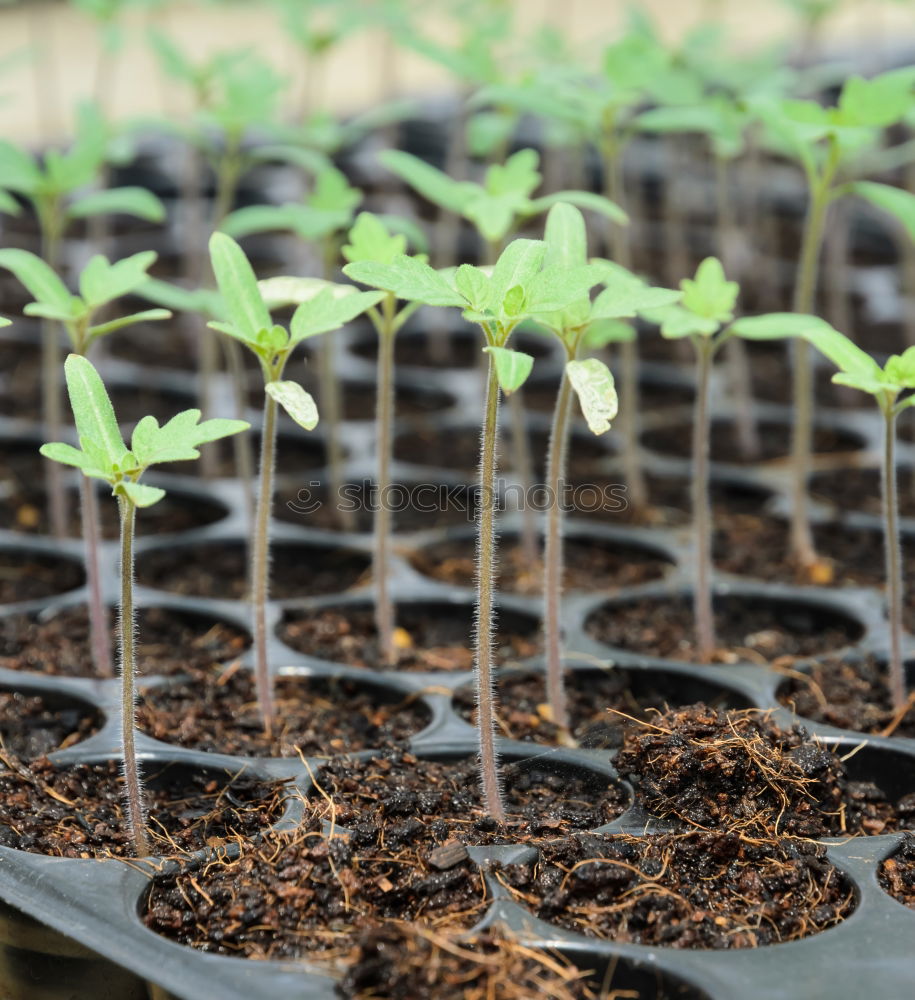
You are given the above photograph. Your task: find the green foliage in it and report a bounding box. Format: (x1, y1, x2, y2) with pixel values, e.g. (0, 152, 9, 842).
(380, 147, 625, 246)
(482, 346, 534, 393)
(342, 212, 408, 265)
(41, 355, 247, 506)
(208, 232, 383, 377)
(645, 257, 737, 340)
(0, 249, 169, 352)
(850, 181, 915, 243)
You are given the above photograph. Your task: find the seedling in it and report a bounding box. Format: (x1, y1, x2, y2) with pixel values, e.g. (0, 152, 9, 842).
(0, 119, 165, 536)
(644, 258, 741, 661)
(207, 232, 382, 734)
(754, 67, 915, 570)
(734, 312, 915, 711)
(528, 203, 679, 733)
(41, 355, 247, 856)
(0, 248, 169, 679)
(346, 233, 601, 819)
(341, 212, 423, 666)
(222, 164, 364, 531)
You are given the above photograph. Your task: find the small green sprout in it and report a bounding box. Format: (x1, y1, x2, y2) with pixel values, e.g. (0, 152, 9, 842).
(734, 312, 915, 711)
(41, 355, 248, 857)
(347, 235, 601, 821)
(342, 212, 423, 667)
(207, 232, 383, 736)
(644, 258, 741, 662)
(528, 203, 680, 734)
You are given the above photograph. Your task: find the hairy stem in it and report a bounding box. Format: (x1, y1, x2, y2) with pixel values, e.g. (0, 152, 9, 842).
(693, 338, 716, 660)
(507, 389, 538, 568)
(790, 153, 837, 567)
(544, 363, 574, 733)
(883, 405, 906, 710)
(116, 494, 149, 858)
(475, 358, 506, 822)
(80, 477, 113, 678)
(374, 297, 396, 665)
(252, 391, 278, 735)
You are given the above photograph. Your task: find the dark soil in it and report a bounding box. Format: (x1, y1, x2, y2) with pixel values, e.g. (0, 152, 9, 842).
(0, 690, 99, 758)
(138, 672, 432, 757)
(316, 748, 629, 845)
(0, 758, 286, 858)
(275, 479, 482, 534)
(641, 420, 864, 464)
(0, 551, 84, 603)
(501, 830, 854, 948)
(0, 605, 249, 678)
(279, 604, 539, 673)
(409, 536, 672, 595)
(136, 540, 371, 600)
(811, 466, 915, 519)
(778, 654, 915, 739)
(0, 484, 227, 537)
(880, 833, 915, 910)
(144, 823, 487, 960)
(394, 426, 611, 478)
(454, 670, 749, 749)
(585, 592, 862, 663)
(340, 925, 602, 1000)
(616, 705, 913, 837)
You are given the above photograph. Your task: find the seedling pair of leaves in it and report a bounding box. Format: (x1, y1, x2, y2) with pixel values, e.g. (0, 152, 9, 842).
(0, 248, 168, 355)
(380, 147, 626, 249)
(0, 121, 164, 248)
(42, 354, 248, 857)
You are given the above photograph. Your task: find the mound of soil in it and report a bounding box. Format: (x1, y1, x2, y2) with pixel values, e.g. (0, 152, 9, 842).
(615, 704, 914, 837)
(880, 833, 915, 909)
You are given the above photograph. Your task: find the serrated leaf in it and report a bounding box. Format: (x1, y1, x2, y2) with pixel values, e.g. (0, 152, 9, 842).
(67, 186, 165, 222)
(680, 257, 738, 324)
(290, 287, 383, 344)
(63, 354, 125, 468)
(485, 148, 541, 199)
(265, 380, 319, 430)
(343, 256, 464, 307)
(837, 71, 914, 128)
(590, 274, 681, 320)
(645, 304, 718, 338)
(567, 358, 618, 434)
(78, 250, 158, 308)
(342, 211, 407, 265)
(851, 181, 915, 243)
(526, 263, 602, 314)
(119, 481, 166, 508)
(454, 265, 490, 310)
(483, 346, 534, 394)
(209, 233, 271, 344)
(131, 410, 249, 468)
(488, 239, 546, 313)
(0, 249, 72, 311)
(39, 441, 94, 471)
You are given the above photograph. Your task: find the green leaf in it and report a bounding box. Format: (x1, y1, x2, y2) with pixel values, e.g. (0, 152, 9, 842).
(0, 317, 10, 328)
(39, 441, 95, 472)
(88, 309, 171, 341)
(851, 181, 915, 243)
(567, 358, 618, 434)
(526, 264, 603, 314)
(590, 270, 681, 320)
(341, 212, 407, 265)
(343, 256, 464, 307)
(289, 287, 384, 344)
(67, 187, 166, 222)
(208, 233, 271, 344)
(680, 257, 738, 324)
(454, 265, 490, 310)
(488, 239, 546, 313)
(837, 70, 914, 128)
(63, 354, 125, 468)
(265, 380, 319, 430)
(131, 410, 249, 468)
(379, 149, 472, 215)
(0, 189, 22, 216)
(257, 276, 334, 309)
(119, 481, 166, 508)
(583, 319, 636, 348)
(485, 149, 541, 199)
(78, 251, 158, 308)
(483, 346, 534, 394)
(0, 141, 42, 194)
(527, 190, 628, 226)
(0, 249, 72, 311)
(543, 202, 587, 271)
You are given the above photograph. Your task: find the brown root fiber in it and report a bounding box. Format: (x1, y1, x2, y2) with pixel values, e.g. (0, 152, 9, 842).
(615, 704, 914, 836)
